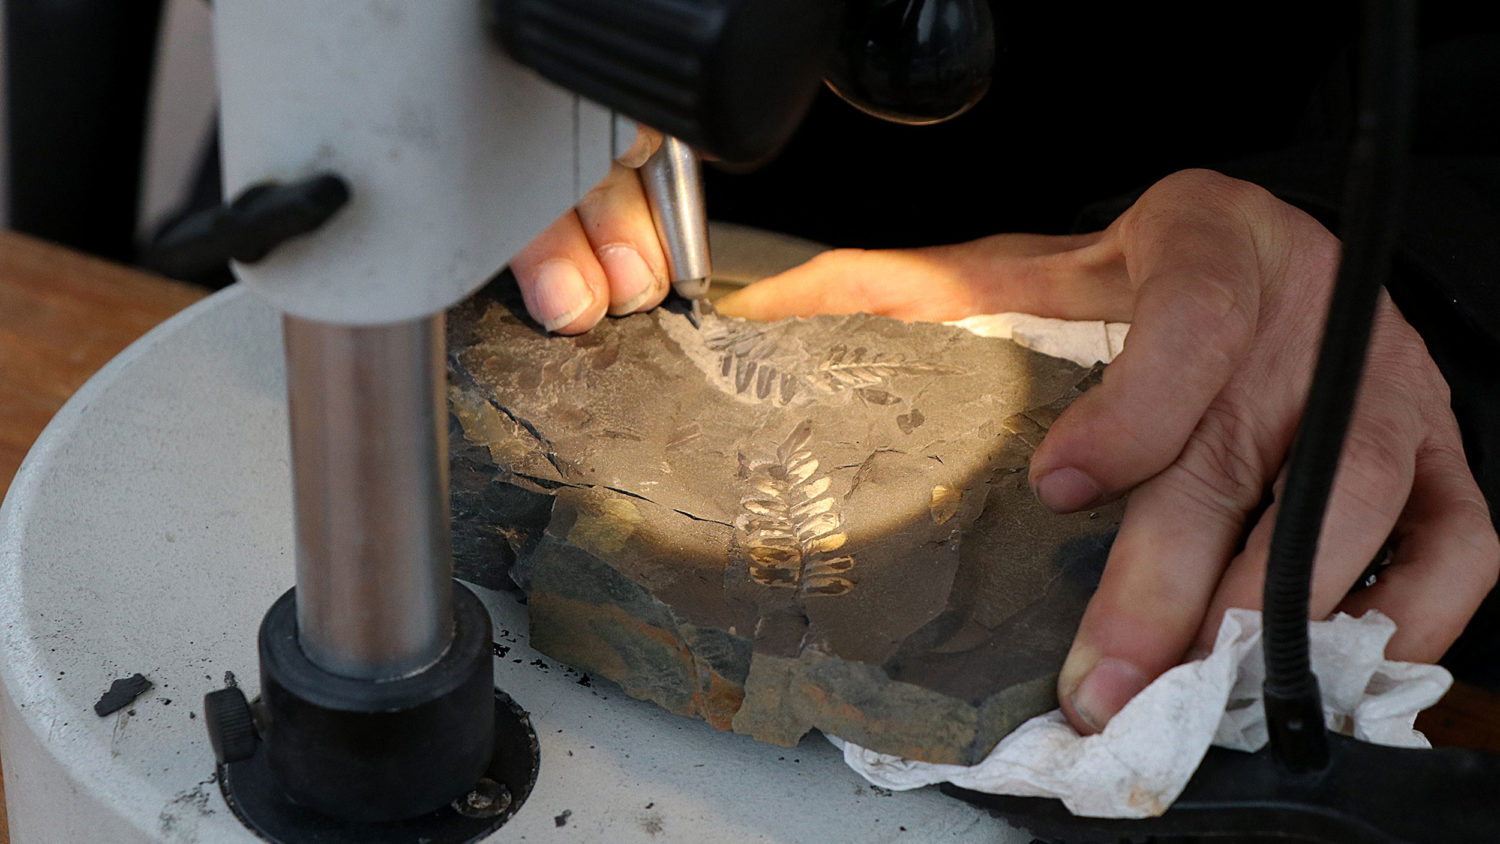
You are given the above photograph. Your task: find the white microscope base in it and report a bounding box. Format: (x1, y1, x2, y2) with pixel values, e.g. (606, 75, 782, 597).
(0, 286, 1025, 843)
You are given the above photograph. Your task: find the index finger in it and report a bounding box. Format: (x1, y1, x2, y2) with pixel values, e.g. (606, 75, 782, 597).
(715, 231, 1119, 323)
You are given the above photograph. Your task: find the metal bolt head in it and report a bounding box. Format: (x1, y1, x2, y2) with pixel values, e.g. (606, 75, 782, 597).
(454, 777, 511, 819)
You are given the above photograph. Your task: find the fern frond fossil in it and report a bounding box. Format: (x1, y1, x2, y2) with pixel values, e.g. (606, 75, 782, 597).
(735, 421, 854, 596)
(816, 344, 958, 387)
(701, 318, 961, 407)
(701, 318, 802, 405)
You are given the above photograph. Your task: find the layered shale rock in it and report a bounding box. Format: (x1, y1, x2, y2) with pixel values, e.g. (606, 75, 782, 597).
(447, 282, 1122, 765)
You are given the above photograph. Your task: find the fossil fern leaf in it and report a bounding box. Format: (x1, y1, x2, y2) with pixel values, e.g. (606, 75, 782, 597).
(701, 321, 960, 406)
(737, 422, 856, 597)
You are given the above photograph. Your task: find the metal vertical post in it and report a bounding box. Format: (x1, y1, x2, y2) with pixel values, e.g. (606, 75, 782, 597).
(282, 312, 453, 680)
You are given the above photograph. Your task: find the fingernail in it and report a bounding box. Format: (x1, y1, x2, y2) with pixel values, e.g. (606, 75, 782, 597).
(530, 261, 592, 332)
(1070, 657, 1150, 734)
(598, 245, 660, 315)
(1033, 467, 1102, 512)
(714, 290, 745, 317)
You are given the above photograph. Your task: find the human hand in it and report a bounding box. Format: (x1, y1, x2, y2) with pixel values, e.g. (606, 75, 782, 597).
(718, 168, 1500, 735)
(511, 127, 671, 334)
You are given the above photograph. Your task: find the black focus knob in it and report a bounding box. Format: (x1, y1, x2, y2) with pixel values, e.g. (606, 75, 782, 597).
(488, 0, 840, 166)
(144, 173, 350, 282)
(826, 0, 995, 125)
(204, 686, 259, 765)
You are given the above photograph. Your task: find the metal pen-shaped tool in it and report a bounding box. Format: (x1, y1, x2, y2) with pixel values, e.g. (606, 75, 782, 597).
(640, 136, 711, 326)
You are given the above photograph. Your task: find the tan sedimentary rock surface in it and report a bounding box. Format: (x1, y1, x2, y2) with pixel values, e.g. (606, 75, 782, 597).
(447, 282, 1122, 765)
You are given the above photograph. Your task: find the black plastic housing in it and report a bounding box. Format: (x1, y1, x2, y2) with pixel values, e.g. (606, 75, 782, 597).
(256, 585, 494, 822)
(488, 0, 840, 165)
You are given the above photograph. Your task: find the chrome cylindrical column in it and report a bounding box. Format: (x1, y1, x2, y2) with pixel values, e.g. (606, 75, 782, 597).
(282, 312, 452, 680)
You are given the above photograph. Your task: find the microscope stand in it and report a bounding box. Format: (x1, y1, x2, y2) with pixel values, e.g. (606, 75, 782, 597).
(0, 285, 1025, 843)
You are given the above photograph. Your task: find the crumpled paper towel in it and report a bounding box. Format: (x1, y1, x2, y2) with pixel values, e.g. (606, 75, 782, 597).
(947, 312, 1130, 367)
(832, 609, 1452, 818)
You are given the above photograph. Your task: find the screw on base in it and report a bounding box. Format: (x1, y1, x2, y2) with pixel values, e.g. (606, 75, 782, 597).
(204, 686, 258, 765)
(454, 778, 512, 819)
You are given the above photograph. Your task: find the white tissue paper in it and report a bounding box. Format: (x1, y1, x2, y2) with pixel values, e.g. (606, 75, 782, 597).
(833, 609, 1452, 819)
(946, 312, 1130, 367)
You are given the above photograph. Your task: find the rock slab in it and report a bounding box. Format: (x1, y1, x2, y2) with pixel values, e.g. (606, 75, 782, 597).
(447, 283, 1122, 765)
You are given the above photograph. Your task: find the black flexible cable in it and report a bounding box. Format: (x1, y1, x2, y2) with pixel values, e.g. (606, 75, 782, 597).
(1260, 0, 1415, 773)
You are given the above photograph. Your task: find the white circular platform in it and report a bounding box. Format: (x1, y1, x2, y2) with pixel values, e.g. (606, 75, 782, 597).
(0, 285, 1024, 842)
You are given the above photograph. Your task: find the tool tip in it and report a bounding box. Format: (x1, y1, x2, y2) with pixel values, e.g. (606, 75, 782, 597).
(672, 277, 710, 301)
(688, 298, 702, 328)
